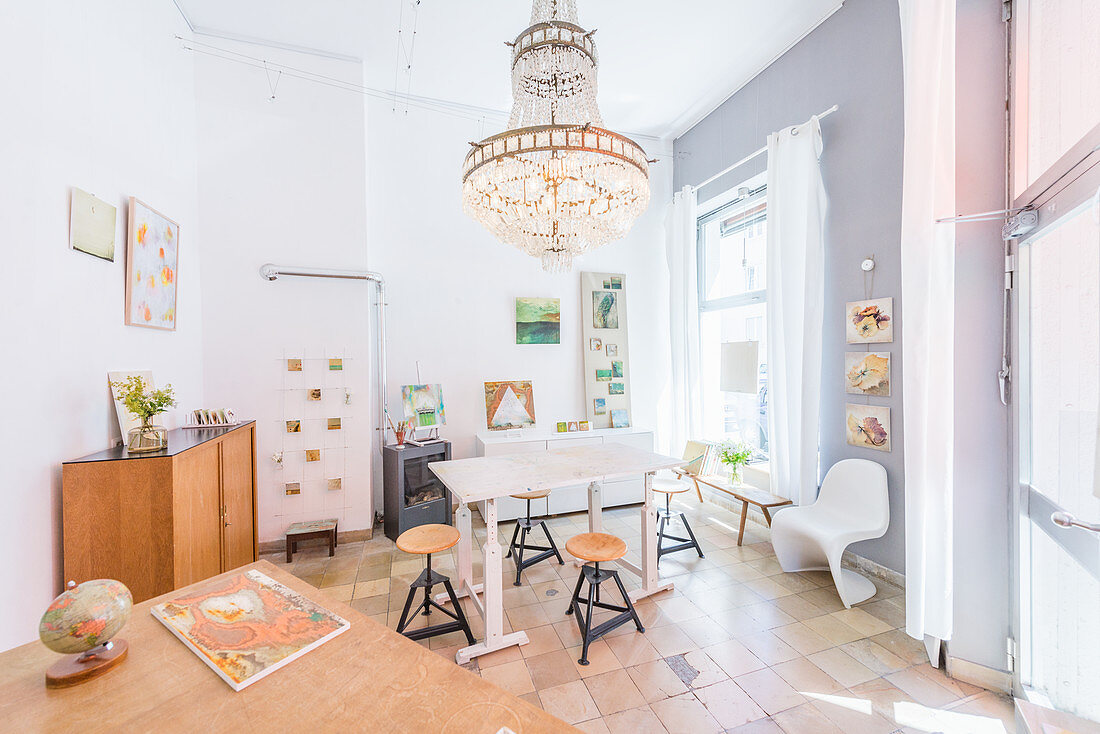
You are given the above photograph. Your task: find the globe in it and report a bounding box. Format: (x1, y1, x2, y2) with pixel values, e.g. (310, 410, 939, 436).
(39, 579, 132, 655)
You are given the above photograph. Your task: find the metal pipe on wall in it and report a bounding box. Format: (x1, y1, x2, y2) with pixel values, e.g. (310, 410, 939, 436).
(259, 263, 389, 450)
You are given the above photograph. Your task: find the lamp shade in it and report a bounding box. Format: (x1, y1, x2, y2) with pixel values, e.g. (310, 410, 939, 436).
(720, 341, 759, 393)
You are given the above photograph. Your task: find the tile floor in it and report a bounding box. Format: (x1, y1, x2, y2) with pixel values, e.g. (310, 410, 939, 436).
(265, 497, 1017, 734)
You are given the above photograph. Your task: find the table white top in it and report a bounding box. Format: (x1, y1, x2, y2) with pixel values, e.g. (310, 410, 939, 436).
(429, 443, 684, 503)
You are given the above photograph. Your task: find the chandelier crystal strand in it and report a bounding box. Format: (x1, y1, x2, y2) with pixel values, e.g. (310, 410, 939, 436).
(462, 0, 650, 272)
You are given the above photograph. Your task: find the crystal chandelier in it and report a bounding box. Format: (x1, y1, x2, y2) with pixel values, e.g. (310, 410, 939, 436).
(461, 0, 651, 272)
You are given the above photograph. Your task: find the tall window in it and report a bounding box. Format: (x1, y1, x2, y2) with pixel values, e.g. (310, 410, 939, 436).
(696, 174, 768, 456)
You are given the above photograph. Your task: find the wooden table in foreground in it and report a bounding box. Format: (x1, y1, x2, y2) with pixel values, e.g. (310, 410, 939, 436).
(429, 443, 684, 664)
(686, 474, 792, 545)
(0, 561, 573, 734)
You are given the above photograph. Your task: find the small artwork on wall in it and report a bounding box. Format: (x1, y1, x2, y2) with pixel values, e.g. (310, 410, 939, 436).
(605, 344, 619, 357)
(327, 417, 342, 430)
(596, 369, 612, 382)
(287, 359, 303, 372)
(286, 420, 301, 433)
(846, 404, 891, 452)
(484, 380, 536, 431)
(592, 291, 619, 329)
(70, 188, 117, 261)
(328, 478, 342, 491)
(579, 421, 591, 431)
(846, 297, 893, 343)
(593, 398, 606, 415)
(329, 358, 343, 371)
(557, 421, 568, 432)
(568, 421, 580, 432)
(610, 276, 623, 290)
(515, 297, 561, 344)
(609, 382, 625, 395)
(611, 360, 624, 378)
(610, 408, 630, 428)
(845, 352, 891, 396)
(305, 449, 320, 462)
(603, 278, 611, 289)
(308, 388, 322, 401)
(125, 197, 179, 330)
(589, 337, 603, 351)
(285, 482, 301, 496)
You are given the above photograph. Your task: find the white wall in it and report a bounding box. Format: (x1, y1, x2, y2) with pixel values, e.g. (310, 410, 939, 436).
(195, 43, 373, 544)
(0, 2, 202, 650)
(365, 98, 674, 509)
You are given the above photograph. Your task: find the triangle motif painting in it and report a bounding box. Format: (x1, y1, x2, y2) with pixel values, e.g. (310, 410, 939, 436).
(484, 380, 536, 431)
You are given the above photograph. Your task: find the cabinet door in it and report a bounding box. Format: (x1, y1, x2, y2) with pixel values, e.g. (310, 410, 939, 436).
(221, 427, 256, 571)
(173, 441, 223, 587)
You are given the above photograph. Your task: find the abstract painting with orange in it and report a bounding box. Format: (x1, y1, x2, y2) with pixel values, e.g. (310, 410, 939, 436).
(125, 197, 179, 330)
(150, 570, 349, 691)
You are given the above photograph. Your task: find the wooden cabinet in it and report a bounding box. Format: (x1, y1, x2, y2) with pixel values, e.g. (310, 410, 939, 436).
(62, 422, 257, 603)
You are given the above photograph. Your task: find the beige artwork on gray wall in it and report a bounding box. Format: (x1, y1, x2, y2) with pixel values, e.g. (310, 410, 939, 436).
(70, 188, 117, 261)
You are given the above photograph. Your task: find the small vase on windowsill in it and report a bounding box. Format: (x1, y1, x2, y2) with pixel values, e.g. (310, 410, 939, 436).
(127, 419, 167, 453)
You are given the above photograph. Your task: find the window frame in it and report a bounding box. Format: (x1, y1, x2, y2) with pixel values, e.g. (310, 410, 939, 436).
(696, 184, 768, 313)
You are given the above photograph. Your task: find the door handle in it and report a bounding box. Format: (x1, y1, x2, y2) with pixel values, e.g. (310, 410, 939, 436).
(1052, 511, 1100, 534)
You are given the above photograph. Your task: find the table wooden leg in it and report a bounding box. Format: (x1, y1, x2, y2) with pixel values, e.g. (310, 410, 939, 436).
(738, 500, 749, 546)
(454, 497, 528, 665)
(627, 471, 673, 602)
(588, 481, 603, 532)
(692, 477, 703, 503)
(436, 502, 483, 604)
(762, 507, 773, 525)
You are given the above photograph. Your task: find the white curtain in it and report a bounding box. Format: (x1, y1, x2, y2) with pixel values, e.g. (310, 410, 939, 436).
(765, 117, 827, 507)
(898, 0, 956, 658)
(663, 186, 702, 455)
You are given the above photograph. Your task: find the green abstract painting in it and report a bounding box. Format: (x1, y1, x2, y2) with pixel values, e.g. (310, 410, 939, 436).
(592, 291, 619, 329)
(516, 297, 561, 344)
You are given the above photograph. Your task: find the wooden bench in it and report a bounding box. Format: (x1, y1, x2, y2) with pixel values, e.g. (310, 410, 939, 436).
(285, 518, 338, 562)
(681, 473, 792, 546)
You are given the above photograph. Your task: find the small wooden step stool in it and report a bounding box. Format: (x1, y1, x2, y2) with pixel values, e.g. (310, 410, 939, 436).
(285, 518, 338, 562)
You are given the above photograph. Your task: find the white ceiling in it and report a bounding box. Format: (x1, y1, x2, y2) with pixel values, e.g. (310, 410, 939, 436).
(175, 0, 843, 139)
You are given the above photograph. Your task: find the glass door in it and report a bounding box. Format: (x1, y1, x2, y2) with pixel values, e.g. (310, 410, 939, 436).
(1017, 201, 1100, 721)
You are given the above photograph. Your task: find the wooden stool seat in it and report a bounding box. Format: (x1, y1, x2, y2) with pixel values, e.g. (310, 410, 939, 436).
(566, 532, 627, 563)
(510, 488, 551, 500)
(652, 478, 692, 495)
(396, 524, 460, 555)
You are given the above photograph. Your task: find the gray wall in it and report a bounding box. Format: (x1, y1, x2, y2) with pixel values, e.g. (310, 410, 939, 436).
(953, 0, 1011, 674)
(674, 0, 906, 572)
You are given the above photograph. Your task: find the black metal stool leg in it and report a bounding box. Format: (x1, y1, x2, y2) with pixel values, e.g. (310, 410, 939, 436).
(680, 512, 704, 558)
(566, 566, 586, 616)
(579, 563, 598, 666)
(514, 521, 528, 586)
(505, 522, 520, 559)
(611, 569, 645, 632)
(395, 584, 419, 633)
(541, 521, 564, 565)
(422, 553, 433, 616)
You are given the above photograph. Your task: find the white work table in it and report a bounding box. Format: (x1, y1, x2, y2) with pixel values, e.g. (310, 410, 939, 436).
(429, 443, 684, 664)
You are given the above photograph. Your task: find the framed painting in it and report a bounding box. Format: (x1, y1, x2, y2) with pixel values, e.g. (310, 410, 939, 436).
(845, 404, 891, 452)
(515, 297, 560, 344)
(70, 188, 116, 261)
(484, 380, 535, 431)
(592, 291, 619, 329)
(845, 297, 893, 344)
(845, 352, 891, 396)
(125, 197, 179, 330)
(401, 383, 446, 428)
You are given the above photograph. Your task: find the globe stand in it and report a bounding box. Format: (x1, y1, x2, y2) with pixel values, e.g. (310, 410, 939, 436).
(45, 638, 129, 689)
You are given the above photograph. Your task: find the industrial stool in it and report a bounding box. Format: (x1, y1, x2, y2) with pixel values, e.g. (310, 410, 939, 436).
(653, 479, 705, 565)
(505, 489, 564, 586)
(394, 524, 475, 645)
(565, 532, 645, 665)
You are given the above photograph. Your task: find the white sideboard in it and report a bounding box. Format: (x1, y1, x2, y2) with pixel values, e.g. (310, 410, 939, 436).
(475, 428, 655, 522)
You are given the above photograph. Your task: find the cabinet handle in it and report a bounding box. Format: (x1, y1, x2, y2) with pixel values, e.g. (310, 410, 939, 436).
(223, 506, 231, 527)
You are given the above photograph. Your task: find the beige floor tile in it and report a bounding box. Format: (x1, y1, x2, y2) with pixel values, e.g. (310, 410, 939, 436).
(538, 679, 602, 725)
(796, 587, 846, 613)
(649, 692, 723, 734)
(807, 647, 880, 688)
(575, 717, 611, 734)
(627, 659, 690, 703)
(668, 649, 728, 688)
(654, 595, 707, 623)
(869, 629, 929, 666)
(806, 696, 897, 734)
(885, 667, 962, 708)
(726, 719, 785, 734)
(771, 657, 845, 696)
(911, 662, 985, 699)
(802, 613, 865, 645)
(701, 638, 767, 679)
(506, 602, 551, 631)
(946, 691, 1017, 733)
(734, 667, 806, 715)
(693, 679, 768, 729)
(676, 615, 734, 648)
(829, 608, 894, 637)
(771, 622, 833, 656)
(743, 576, 797, 600)
(567, 639, 623, 678)
(860, 599, 906, 628)
(318, 583, 354, 602)
(476, 642, 525, 669)
(734, 631, 802, 666)
(772, 594, 829, 622)
(741, 601, 798, 629)
(479, 658, 535, 696)
(353, 577, 390, 599)
(606, 632, 662, 667)
(526, 649, 582, 689)
(604, 705, 668, 734)
(644, 624, 699, 657)
(839, 638, 908, 675)
(770, 702, 846, 733)
(521, 624, 566, 658)
(585, 668, 648, 715)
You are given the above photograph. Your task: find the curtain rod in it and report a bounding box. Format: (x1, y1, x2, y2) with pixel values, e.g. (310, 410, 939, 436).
(690, 104, 839, 192)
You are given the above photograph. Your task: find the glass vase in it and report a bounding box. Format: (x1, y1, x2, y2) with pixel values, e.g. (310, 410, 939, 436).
(127, 420, 167, 453)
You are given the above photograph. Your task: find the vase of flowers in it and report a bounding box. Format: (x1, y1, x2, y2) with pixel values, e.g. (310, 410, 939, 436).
(717, 441, 753, 484)
(110, 376, 176, 453)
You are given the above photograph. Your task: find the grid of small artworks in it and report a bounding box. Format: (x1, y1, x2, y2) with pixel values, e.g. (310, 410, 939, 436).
(278, 349, 353, 510)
